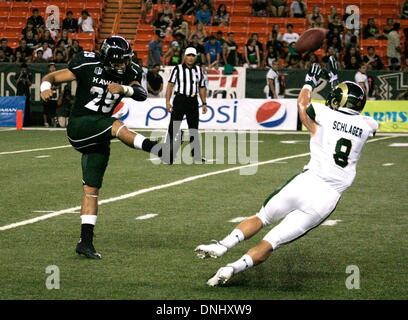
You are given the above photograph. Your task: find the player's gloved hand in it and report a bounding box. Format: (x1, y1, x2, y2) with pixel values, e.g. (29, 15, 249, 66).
(327, 55, 339, 88)
(304, 63, 322, 90)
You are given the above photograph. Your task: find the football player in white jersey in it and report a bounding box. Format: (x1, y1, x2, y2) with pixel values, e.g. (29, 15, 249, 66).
(195, 57, 379, 286)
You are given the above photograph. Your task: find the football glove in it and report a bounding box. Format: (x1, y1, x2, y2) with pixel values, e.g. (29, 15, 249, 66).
(327, 55, 339, 89)
(305, 63, 322, 90)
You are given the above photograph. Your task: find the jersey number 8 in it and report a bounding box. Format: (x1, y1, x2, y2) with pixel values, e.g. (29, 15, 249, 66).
(333, 138, 352, 168)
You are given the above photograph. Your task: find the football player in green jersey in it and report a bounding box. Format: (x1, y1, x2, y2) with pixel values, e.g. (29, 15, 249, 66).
(41, 36, 165, 259)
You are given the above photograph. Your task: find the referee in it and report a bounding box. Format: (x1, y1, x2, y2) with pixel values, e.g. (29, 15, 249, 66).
(165, 47, 208, 163)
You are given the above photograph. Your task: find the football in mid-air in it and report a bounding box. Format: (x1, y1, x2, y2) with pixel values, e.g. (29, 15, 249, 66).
(295, 28, 327, 54)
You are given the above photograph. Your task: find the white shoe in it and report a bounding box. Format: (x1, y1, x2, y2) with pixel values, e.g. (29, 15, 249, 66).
(207, 266, 234, 287)
(194, 241, 228, 259)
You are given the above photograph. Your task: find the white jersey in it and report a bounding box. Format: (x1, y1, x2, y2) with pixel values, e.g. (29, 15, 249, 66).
(304, 103, 378, 193)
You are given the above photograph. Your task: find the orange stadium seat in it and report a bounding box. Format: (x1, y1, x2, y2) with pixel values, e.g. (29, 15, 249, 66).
(248, 17, 269, 28)
(230, 16, 249, 27)
(228, 26, 249, 38)
(231, 6, 251, 17)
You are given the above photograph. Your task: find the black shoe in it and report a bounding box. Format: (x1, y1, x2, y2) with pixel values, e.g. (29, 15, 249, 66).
(76, 241, 102, 259)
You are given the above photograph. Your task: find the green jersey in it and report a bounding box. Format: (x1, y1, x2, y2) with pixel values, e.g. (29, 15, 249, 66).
(68, 51, 143, 117)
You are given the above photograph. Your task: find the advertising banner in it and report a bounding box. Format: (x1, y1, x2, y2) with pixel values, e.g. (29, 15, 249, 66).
(113, 98, 298, 130)
(0, 96, 26, 126)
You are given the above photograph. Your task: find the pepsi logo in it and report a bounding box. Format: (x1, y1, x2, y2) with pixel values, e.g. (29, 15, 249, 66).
(256, 101, 287, 128)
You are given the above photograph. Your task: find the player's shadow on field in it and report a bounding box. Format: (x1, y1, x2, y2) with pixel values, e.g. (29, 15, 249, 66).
(229, 247, 333, 292)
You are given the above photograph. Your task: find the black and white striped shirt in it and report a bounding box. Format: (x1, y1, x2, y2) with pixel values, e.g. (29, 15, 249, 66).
(168, 63, 206, 97)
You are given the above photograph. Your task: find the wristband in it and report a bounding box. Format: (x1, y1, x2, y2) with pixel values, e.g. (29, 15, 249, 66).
(40, 81, 52, 92)
(302, 84, 313, 92)
(122, 85, 134, 97)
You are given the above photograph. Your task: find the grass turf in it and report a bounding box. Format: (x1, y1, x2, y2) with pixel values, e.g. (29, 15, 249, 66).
(0, 129, 407, 299)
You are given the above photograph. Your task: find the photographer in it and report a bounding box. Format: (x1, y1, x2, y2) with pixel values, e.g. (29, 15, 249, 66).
(15, 63, 33, 126)
(56, 86, 74, 127)
(42, 63, 60, 127)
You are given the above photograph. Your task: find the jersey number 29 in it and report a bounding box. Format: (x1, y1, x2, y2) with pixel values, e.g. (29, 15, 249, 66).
(333, 138, 352, 168)
(85, 86, 120, 113)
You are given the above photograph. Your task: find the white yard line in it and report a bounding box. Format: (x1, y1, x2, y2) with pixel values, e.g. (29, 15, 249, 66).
(0, 135, 399, 232)
(389, 143, 408, 147)
(382, 163, 394, 167)
(135, 213, 158, 220)
(228, 217, 247, 223)
(322, 219, 342, 226)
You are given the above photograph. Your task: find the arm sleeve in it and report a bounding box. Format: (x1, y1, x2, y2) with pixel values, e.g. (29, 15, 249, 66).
(198, 67, 206, 88)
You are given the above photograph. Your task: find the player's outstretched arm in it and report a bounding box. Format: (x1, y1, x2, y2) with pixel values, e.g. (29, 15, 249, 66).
(41, 69, 76, 101)
(298, 63, 322, 135)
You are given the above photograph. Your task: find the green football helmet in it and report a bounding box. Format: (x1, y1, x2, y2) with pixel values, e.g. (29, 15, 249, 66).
(325, 81, 366, 114)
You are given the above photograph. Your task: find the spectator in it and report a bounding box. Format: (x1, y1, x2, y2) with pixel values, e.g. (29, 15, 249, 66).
(148, 31, 165, 66)
(0, 38, 14, 61)
(290, 0, 306, 18)
(178, 0, 196, 15)
(78, 10, 94, 33)
(271, 24, 283, 41)
(41, 30, 56, 48)
(54, 49, 67, 63)
(345, 33, 359, 50)
(307, 5, 324, 27)
(141, 0, 155, 25)
(0, 49, 10, 63)
(168, 45, 182, 65)
(56, 87, 74, 128)
(251, 33, 264, 57)
(328, 14, 344, 35)
(266, 59, 280, 98)
(174, 30, 189, 50)
(363, 18, 380, 39)
(153, 13, 171, 35)
(39, 42, 54, 61)
(161, 0, 176, 21)
(327, 6, 338, 25)
(62, 11, 79, 33)
(196, 4, 212, 25)
(189, 22, 207, 45)
(252, 0, 268, 17)
(401, 57, 408, 71)
(343, 47, 362, 69)
(281, 24, 299, 46)
(244, 38, 260, 68)
(188, 34, 206, 65)
(387, 23, 401, 65)
(286, 42, 300, 65)
(45, 8, 60, 38)
(223, 32, 238, 67)
(363, 46, 384, 70)
(327, 28, 342, 52)
(213, 4, 230, 26)
(205, 35, 222, 68)
(22, 22, 37, 38)
(383, 18, 395, 35)
(15, 40, 33, 63)
(147, 64, 164, 97)
(14, 51, 25, 64)
(32, 49, 47, 63)
(15, 63, 33, 126)
(264, 45, 279, 69)
(68, 39, 83, 61)
(24, 30, 39, 50)
(57, 30, 72, 49)
(389, 57, 401, 71)
(266, 30, 283, 60)
(311, 15, 324, 28)
(163, 40, 180, 64)
(302, 52, 319, 69)
(322, 46, 339, 64)
(27, 8, 45, 32)
(269, 0, 287, 17)
(401, 0, 408, 19)
(215, 30, 225, 46)
(172, 10, 186, 34)
(354, 63, 369, 95)
(286, 54, 301, 69)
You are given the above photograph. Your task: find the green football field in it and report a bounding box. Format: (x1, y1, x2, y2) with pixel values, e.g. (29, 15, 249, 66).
(0, 128, 407, 300)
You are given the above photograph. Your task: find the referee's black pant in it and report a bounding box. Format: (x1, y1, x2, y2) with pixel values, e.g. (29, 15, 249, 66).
(166, 94, 202, 163)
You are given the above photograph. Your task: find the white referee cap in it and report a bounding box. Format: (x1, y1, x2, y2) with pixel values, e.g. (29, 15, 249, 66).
(184, 47, 197, 56)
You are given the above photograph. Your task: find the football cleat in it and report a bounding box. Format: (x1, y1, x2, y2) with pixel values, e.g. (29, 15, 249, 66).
(76, 241, 102, 259)
(207, 266, 234, 287)
(195, 240, 228, 259)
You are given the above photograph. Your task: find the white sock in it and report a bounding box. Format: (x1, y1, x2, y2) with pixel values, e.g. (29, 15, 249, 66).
(219, 229, 244, 249)
(227, 254, 254, 274)
(133, 133, 146, 149)
(81, 215, 97, 225)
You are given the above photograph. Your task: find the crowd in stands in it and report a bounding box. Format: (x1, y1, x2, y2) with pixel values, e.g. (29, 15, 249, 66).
(0, 8, 95, 64)
(143, 0, 408, 72)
